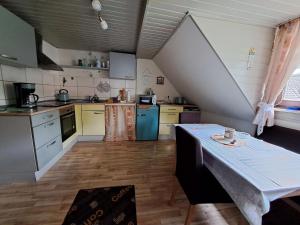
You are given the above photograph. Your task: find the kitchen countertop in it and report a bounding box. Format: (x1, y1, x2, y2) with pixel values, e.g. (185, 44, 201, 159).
(0, 101, 136, 116)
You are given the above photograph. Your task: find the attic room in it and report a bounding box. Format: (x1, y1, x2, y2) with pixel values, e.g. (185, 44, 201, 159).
(0, 0, 300, 225)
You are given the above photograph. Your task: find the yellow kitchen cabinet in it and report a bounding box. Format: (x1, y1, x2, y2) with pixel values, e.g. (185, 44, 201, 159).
(82, 110, 105, 135)
(160, 112, 179, 124)
(159, 105, 183, 136)
(75, 104, 82, 135)
(82, 104, 105, 111)
(159, 124, 173, 135)
(160, 105, 183, 113)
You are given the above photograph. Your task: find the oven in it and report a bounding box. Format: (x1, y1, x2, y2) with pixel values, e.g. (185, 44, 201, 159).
(59, 105, 76, 142)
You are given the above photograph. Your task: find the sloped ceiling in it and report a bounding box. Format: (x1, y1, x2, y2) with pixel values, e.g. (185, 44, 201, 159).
(0, 0, 146, 53)
(137, 0, 300, 58)
(153, 16, 255, 122)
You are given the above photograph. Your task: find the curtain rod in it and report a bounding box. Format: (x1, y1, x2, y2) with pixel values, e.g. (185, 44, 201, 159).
(276, 16, 300, 27)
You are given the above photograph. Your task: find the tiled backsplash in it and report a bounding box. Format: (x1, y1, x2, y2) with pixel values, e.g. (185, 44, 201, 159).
(0, 65, 136, 105)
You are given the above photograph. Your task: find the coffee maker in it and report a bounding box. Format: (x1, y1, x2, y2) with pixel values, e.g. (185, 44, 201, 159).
(14, 83, 39, 108)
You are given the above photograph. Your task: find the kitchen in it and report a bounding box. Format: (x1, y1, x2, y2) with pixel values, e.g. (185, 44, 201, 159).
(0, 6, 200, 183)
(1, 1, 300, 225)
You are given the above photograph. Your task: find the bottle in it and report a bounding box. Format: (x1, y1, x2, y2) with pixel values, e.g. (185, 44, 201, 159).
(127, 90, 131, 102)
(152, 94, 157, 105)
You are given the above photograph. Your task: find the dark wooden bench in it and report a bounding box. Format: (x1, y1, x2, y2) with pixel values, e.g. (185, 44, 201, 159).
(257, 125, 300, 223)
(256, 125, 300, 154)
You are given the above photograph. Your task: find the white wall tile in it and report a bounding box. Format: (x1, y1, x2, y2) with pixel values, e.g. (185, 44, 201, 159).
(110, 88, 120, 98)
(110, 79, 125, 89)
(1, 65, 26, 82)
(125, 80, 136, 89)
(34, 84, 44, 98)
(78, 86, 94, 97)
(95, 89, 110, 99)
(63, 75, 77, 87)
(42, 71, 55, 85)
(64, 86, 78, 97)
(77, 76, 94, 87)
(126, 88, 136, 100)
(43, 85, 55, 97)
(54, 75, 62, 86)
(26, 68, 43, 84)
(0, 81, 5, 99)
(3, 81, 16, 99)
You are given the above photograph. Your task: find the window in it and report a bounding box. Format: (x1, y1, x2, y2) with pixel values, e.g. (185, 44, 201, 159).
(281, 68, 300, 107)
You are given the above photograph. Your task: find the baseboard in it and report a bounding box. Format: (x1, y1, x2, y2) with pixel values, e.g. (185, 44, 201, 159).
(158, 135, 172, 140)
(77, 135, 104, 141)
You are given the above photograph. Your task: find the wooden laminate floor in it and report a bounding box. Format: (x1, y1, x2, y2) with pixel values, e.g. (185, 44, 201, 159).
(0, 141, 249, 225)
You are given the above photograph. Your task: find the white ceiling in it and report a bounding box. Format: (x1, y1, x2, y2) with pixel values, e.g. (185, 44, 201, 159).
(0, 0, 146, 53)
(137, 0, 300, 58)
(1, 0, 300, 58)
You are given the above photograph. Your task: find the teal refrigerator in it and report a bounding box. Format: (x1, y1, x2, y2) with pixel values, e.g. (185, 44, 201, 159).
(136, 105, 159, 140)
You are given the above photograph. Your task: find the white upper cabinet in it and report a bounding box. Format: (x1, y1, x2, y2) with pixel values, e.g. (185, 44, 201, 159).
(109, 52, 136, 80)
(0, 6, 37, 68)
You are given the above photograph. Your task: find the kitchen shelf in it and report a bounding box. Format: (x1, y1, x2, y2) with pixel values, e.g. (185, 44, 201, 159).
(60, 65, 109, 71)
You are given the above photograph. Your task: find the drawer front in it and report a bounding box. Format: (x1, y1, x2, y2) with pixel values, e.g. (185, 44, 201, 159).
(31, 110, 59, 127)
(36, 136, 62, 170)
(82, 110, 105, 135)
(160, 112, 179, 124)
(33, 118, 61, 149)
(160, 106, 183, 113)
(82, 104, 105, 111)
(159, 124, 173, 135)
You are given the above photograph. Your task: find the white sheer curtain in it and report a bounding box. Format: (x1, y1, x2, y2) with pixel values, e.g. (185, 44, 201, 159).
(253, 19, 300, 135)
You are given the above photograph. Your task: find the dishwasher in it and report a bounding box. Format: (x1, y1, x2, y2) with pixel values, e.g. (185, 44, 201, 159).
(136, 105, 159, 141)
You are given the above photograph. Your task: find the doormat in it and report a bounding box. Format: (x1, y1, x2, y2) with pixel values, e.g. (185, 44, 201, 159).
(62, 185, 137, 225)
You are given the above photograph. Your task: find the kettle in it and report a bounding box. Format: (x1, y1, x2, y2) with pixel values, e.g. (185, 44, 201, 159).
(57, 89, 70, 102)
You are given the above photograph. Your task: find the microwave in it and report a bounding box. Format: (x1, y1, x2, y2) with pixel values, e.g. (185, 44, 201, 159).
(139, 95, 154, 105)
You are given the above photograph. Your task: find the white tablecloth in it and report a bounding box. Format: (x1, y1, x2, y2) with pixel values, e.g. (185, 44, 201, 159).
(173, 124, 300, 225)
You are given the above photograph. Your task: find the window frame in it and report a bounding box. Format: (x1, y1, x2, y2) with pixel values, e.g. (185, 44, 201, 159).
(280, 68, 300, 107)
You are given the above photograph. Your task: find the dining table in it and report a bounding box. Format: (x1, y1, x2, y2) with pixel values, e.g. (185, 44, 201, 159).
(172, 124, 300, 225)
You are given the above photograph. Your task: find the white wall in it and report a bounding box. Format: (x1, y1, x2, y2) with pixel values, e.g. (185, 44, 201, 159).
(136, 59, 180, 101)
(193, 16, 274, 108)
(0, 50, 179, 105)
(0, 65, 137, 104)
(193, 17, 300, 130)
(57, 49, 108, 66)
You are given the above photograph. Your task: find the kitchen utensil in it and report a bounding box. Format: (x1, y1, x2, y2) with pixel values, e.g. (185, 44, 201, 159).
(57, 89, 70, 102)
(224, 127, 235, 140)
(174, 97, 185, 105)
(146, 88, 154, 96)
(27, 93, 39, 105)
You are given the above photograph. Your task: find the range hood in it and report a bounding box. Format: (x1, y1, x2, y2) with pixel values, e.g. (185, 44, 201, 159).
(35, 33, 63, 71)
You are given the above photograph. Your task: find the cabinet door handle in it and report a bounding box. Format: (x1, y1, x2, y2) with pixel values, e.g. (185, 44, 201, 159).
(167, 108, 176, 111)
(167, 113, 176, 116)
(94, 112, 103, 115)
(42, 114, 54, 120)
(47, 122, 55, 127)
(0, 53, 18, 61)
(47, 140, 56, 148)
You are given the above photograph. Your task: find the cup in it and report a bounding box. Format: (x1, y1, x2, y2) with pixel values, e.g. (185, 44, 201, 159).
(224, 127, 235, 140)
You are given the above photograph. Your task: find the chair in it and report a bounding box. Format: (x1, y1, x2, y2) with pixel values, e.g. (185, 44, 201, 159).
(170, 126, 232, 225)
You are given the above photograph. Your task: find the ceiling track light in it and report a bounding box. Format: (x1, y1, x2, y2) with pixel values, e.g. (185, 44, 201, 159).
(97, 13, 108, 30)
(91, 0, 108, 30)
(92, 0, 102, 11)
